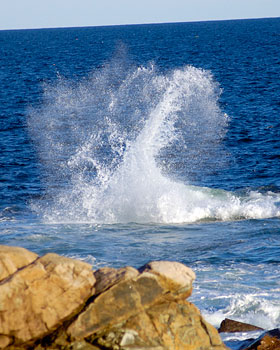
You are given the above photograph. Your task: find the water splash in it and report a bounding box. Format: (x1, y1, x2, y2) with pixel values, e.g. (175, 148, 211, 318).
(28, 55, 280, 224)
(203, 293, 280, 331)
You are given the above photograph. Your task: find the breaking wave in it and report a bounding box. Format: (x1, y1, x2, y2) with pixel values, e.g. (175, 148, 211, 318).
(28, 54, 280, 224)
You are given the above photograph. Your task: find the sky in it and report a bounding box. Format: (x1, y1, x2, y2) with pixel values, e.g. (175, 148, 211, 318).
(1, 0, 280, 30)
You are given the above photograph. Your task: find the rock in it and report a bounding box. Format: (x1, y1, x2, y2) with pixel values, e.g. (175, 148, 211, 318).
(256, 335, 280, 350)
(70, 299, 226, 350)
(65, 340, 100, 350)
(68, 261, 195, 340)
(219, 318, 264, 333)
(0, 245, 38, 282)
(68, 262, 226, 350)
(242, 329, 280, 350)
(94, 266, 139, 295)
(0, 337, 10, 350)
(0, 252, 95, 348)
(246, 334, 280, 350)
(139, 260, 196, 299)
(130, 300, 225, 350)
(0, 246, 227, 350)
(67, 272, 155, 339)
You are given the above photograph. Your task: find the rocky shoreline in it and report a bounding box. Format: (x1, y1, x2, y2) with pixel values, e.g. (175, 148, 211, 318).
(0, 245, 279, 350)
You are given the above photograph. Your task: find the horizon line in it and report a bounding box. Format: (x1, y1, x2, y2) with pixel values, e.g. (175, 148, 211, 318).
(0, 15, 279, 32)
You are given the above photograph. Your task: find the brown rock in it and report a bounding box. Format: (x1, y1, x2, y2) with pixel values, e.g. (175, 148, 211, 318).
(94, 266, 139, 295)
(67, 274, 144, 339)
(0, 245, 38, 282)
(68, 268, 186, 339)
(146, 300, 226, 350)
(219, 318, 264, 333)
(140, 260, 196, 299)
(66, 340, 100, 350)
(248, 334, 280, 350)
(77, 300, 226, 350)
(0, 252, 95, 347)
(68, 262, 226, 350)
(243, 329, 280, 350)
(0, 336, 10, 349)
(0, 249, 227, 350)
(256, 335, 280, 350)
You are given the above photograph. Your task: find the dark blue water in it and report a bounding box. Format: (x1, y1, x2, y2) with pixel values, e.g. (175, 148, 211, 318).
(1, 18, 280, 347)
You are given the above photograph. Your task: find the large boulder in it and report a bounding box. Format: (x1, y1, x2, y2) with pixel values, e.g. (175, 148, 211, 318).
(67, 261, 225, 350)
(0, 252, 95, 348)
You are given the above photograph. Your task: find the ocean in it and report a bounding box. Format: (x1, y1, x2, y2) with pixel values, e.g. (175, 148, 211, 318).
(0, 18, 280, 348)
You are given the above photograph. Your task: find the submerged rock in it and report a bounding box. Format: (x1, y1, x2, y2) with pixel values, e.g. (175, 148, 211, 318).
(0, 245, 227, 350)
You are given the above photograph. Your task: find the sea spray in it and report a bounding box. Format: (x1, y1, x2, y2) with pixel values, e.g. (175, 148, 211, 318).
(28, 55, 280, 223)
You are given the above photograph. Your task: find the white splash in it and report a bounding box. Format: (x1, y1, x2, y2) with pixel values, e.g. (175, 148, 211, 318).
(28, 57, 280, 224)
(203, 293, 280, 331)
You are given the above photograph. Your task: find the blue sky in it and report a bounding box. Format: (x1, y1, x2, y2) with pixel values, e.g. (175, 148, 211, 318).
(1, 0, 280, 30)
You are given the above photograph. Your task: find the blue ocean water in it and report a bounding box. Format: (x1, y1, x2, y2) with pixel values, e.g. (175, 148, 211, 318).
(1, 18, 280, 347)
